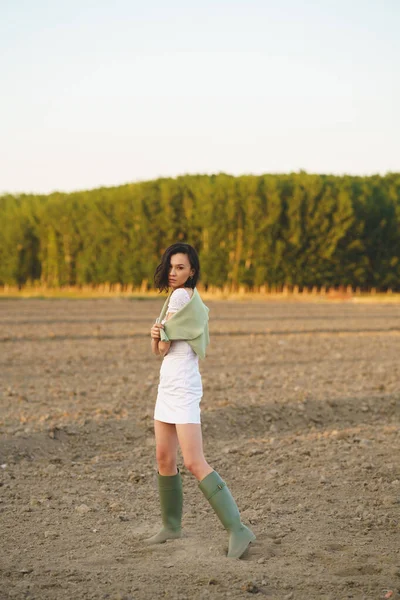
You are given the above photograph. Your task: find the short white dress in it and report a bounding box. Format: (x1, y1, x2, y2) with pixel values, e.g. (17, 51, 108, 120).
(154, 288, 203, 424)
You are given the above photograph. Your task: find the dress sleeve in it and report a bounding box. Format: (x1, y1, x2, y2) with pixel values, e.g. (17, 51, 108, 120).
(167, 288, 191, 313)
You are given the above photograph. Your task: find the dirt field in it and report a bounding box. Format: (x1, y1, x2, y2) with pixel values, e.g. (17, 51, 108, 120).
(1, 297, 399, 600)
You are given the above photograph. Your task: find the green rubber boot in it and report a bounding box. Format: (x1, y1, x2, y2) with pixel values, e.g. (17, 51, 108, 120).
(144, 470, 183, 544)
(199, 470, 256, 559)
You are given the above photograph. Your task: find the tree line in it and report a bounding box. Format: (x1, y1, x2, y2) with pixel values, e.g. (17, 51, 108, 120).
(1, 172, 399, 291)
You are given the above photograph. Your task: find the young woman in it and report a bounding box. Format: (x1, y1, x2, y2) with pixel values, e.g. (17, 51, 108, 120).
(147, 242, 255, 558)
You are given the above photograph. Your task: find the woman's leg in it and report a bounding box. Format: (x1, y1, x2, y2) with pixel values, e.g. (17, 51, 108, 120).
(176, 423, 255, 559)
(144, 420, 182, 544)
(154, 420, 179, 475)
(175, 423, 213, 481)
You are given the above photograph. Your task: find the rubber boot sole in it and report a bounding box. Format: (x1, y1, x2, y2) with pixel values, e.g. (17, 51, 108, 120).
(227, 524, 256, 558)
(144, 527, 182, 545)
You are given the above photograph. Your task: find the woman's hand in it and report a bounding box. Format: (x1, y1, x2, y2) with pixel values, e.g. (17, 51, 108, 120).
(150, 322, 164, 340)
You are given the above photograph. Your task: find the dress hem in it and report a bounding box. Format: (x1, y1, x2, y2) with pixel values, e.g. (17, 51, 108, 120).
(154, 416, 201, 425)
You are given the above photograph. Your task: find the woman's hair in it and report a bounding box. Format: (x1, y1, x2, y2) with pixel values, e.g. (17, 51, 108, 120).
(154, 243, 200, 293)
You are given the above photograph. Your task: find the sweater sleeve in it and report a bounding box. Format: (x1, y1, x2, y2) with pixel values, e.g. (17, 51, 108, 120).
(167, 288, 191, 313)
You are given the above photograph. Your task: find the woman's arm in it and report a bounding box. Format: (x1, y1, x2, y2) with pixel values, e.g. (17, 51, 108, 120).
(158, 339, 171, 357)
(150, 322, 165, 356)
(158, 312, 173, 357)
(151, 338, 161, 356)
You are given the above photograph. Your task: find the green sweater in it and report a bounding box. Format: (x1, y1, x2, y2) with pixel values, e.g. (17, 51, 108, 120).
(157, 287, 210, 359)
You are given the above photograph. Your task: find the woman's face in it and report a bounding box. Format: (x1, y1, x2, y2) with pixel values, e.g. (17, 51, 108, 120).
(168, 253, 195, 290)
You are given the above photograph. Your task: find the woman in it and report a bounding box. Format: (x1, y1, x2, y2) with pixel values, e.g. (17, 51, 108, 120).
(147, 242, 255, 559)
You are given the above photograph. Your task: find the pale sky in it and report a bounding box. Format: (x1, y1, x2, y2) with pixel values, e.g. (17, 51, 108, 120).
(1, 0, 399, 194)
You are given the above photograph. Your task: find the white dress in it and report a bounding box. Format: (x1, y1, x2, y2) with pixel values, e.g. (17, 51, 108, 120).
(154, 288, 203, 424)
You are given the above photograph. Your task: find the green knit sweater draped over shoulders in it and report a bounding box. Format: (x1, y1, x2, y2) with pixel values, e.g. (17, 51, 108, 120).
(157, 287, 210, 359)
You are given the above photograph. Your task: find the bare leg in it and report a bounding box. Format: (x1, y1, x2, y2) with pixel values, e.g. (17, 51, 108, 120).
(175, 423, 213, 481)
(154, 420, 179, 475)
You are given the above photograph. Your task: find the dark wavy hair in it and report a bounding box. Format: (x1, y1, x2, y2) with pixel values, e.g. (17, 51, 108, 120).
(154, 243, 200, 293)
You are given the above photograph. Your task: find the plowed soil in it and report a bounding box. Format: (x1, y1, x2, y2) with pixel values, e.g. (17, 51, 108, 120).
(1, 297, 399, 600)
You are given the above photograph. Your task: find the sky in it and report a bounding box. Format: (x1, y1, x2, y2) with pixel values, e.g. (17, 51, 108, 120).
(1, 0, 399, 194)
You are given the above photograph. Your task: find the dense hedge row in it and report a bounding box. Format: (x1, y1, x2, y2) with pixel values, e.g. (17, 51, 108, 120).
(1, 172, 399, 290)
